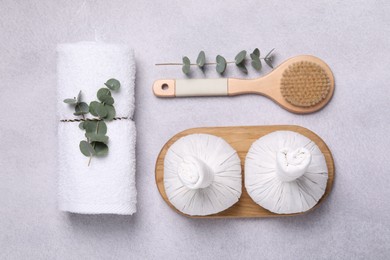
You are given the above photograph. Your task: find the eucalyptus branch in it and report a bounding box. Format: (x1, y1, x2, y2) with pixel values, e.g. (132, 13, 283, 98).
(155, 48, 275, 75)
(155, 59, 268, 66)
(63, 78, 121, 166)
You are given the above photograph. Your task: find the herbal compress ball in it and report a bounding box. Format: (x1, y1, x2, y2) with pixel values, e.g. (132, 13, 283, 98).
(245, 130, 328, 214)
(164, 134, 242, 216)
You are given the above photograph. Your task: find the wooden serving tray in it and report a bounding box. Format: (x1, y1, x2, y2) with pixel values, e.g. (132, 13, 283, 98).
(155, 125, 334, 218)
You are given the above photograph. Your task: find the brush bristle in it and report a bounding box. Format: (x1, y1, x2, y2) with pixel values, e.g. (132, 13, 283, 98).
(280, 61, 331, 107)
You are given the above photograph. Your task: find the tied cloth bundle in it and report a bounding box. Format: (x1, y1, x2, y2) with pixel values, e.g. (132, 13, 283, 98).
(57, 42, 136, 215)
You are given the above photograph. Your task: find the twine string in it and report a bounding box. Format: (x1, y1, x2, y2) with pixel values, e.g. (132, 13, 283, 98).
(60, 116, 129, 122)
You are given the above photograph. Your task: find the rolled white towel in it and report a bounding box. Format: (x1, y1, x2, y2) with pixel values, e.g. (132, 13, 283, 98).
(57, 42, 136, 215)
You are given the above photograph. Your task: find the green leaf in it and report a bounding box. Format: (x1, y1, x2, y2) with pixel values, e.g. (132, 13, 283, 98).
(79, 122, 85, 130)
(251, 59, 262, 71)
(97, 88, 111, 100)
(265, 48, 275, 59)
(235, 50, 247, 65)
(89, 101, 100, 117)
(77, 91, 82, 103)
(84, 120, 107, 135)
(84, 120, 98, 133)
(253, 48, 260, 57)
(78, 102, 89, 112)
(182, 56, 191, 75)
(250, 53, 259, 60)
(104, 105, 116, 121)
(100, 95, 114, 105)
(182, 64, 190, 75)
(93, 142, 108, 156)
(182, 56, 190, 65)
(216, 55, 227, 74)
(262, 48, 275, 69)
(95, 104, 107, 118)
(96, 121, 107, 135)
(104, 78, 121, 91)
(89, 101, 107, 118)
(79, 141, 95, 157)
(85, 133, 109, 144)
(73, 102, 89, 116)
(196, 51, 206, 68)
(265, 58, 273, 68)
(63, 98, 77, 104)
(250, 53, 262, 71)
(236, 63, 248, 74)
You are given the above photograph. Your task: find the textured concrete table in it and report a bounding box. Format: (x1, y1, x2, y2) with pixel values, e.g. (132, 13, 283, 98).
(0, 1, 389, 259)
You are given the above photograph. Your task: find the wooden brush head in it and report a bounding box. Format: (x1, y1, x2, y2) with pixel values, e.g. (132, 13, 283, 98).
(280, 61, 331, 107)
(228, 55, 335, 114)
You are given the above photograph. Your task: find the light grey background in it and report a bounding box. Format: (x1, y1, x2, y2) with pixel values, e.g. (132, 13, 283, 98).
(1, 0, 389, 259)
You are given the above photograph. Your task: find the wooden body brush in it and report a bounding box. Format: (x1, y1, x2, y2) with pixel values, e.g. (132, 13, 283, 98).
(153, 55, 334, 114)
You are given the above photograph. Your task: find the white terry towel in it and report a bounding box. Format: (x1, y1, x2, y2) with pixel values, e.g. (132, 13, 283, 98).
(57, 42, 136, 215)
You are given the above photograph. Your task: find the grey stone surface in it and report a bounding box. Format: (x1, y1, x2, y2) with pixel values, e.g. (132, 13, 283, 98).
(0, 0, 389, 259)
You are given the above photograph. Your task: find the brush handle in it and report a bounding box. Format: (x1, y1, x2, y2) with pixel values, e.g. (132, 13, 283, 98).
(153, 78, 271, 97)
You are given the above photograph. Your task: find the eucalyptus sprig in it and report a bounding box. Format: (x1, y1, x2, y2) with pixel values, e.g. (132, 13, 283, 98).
(63, 78, 121, 166)
(63, 91, 89, 117)
(156, 48, 275, 75)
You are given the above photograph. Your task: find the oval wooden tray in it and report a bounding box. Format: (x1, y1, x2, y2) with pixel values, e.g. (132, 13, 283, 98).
(155, 125, 334, 218)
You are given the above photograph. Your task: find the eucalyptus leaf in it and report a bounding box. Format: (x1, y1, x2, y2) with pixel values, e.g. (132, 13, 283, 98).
(96, 121, 107, 135)
(265, 48, 275, 59)
(265, 58, 273, 68)
(95, 104, 108, 118)
(85, 133, 109, 144)
(235, 50, 247, 65)
(93, 142, 108, 156)
(196, 51, 205, 68)
(182, 64, 190, 75)
(100, 95, 114, 105)
(78, 102, 89, 113)
(79, 122, 85, 130)
(251, 59, 262, 71)
(63, 98, 77, 104)
(89, 101, 100, 116)
(250, 53, 259, 60)
(104, 105, 116, 121)
(253, 48, 260, 57)
(84, 120, 98, 133)
(250, 53, 262, 71)
(77, 91, 82, 103)
(79, 141, 95, 157)
(83, 120, 107, 135)
(182, 56, 190, 65)
(104, 78, 121, 91)
(74, 102, 89, 116)
(89, 101, 107, 118)
(236, 63, 248, 74)
(182, 56, 191, 75)
(216, 55, 227, 74)
(97, 88, 111, 101)
(73, 102, 89, 116)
